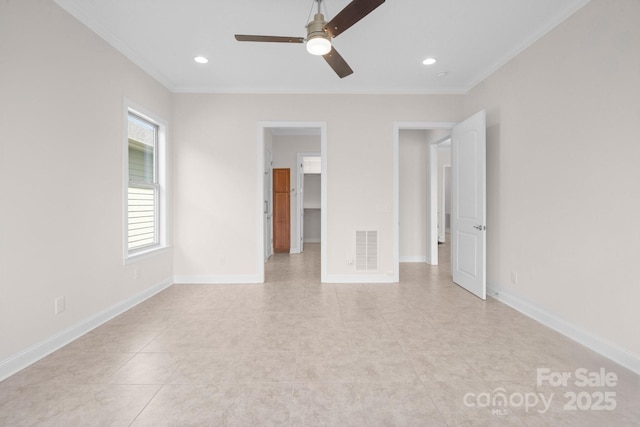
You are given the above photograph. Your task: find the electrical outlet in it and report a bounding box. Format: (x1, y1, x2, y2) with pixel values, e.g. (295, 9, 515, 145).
(511, 271, 518, 285)
(134, 266, 140, 279)
(220, 256, 226, 265)
(347, 257, 353, 265)
(55, 296, 65, 315)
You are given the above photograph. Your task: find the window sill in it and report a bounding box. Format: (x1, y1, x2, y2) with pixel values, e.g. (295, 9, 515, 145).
(124, 245, 171, 265)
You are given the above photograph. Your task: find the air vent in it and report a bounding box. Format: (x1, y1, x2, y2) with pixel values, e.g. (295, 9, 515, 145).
(355, 230, 378, 271)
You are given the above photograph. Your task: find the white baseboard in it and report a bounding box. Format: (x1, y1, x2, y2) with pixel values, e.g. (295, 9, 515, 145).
(488, 285, 640, 376)
(173, 274, 262, 284)
(0, 277, 173, 382)
(400, 256, 427, 263)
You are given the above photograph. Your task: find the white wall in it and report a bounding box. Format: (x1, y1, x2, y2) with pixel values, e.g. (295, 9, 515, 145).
(399, 130, 429, 261)
(271, 134, 320, 253)
(172, 94, 464, 282)
(304, 174, 321, 244)
(303, 174, 321, 209)
(464, 0, 640, 358)
(0, 0, 173, 374)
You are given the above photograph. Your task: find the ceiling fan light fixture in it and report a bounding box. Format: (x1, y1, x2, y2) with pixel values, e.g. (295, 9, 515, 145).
(306, 11, 332, 56)
(306, 35, 332, 55)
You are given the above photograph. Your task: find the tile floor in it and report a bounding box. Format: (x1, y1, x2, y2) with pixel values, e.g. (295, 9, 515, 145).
(1, 243, 639, 426)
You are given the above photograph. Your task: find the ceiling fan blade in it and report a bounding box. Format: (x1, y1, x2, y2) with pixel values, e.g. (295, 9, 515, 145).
(235, 35, 304, 43)
(322, 47, 353, 78)
(324, 0, 385, 38)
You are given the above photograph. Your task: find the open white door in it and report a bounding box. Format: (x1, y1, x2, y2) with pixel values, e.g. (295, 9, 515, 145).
(451, 110, 486, 299)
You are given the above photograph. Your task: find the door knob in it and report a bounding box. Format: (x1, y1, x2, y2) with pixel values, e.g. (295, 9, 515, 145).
(473, 225, 485, 230)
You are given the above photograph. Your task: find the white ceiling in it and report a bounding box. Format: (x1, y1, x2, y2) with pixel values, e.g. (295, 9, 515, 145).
(54, 0, 590, 94)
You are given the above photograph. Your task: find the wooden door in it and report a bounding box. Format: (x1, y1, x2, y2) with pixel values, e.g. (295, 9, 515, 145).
(273, 168, 290, 253)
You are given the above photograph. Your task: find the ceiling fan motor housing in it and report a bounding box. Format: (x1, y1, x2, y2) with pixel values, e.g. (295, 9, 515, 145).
(306, 13, 330, 42)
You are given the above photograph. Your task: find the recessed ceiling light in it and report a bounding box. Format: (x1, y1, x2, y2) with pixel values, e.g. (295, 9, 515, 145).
(437, 71, 448, 78)
(194, 56, 209, 64)
(422, 57, 437, 65)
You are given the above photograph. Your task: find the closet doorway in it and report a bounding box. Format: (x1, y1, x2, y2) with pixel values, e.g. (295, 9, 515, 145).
(298, 154, 321, 252)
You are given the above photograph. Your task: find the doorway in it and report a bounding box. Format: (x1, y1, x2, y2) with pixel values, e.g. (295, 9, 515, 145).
(257, 122, 327, 283)
(398, 130, 431, 263)
(429, 135, 452, 265)
(298, 153, 321, 253)
(393, 113, 487, 299)
(394, 122, 456, 281)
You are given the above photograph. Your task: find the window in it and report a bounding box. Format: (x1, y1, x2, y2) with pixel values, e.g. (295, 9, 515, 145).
(126, 108, 166, 257)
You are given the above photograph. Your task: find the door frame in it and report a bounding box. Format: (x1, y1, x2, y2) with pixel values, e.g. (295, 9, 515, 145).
(257, 121, 327, 283)
(393, 122, 456, 279)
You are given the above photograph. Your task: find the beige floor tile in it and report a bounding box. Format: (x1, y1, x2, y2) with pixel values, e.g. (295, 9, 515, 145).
(0, 384, 159, 427)
(109, 352, 187, 385)
(232, 352, 297, 383)
(339, 307, 385, 323)
(216, 383, 292, 426)
(343, 322, 402, 352)
(130, 384, 226, 426)
(107, 307, 176, 330)
(63, 324, 160, 353)
(1, 350, 134, 386)
(3, 242, 639, 426)
(290, 382, 368, 426)
(167, 352, 242, 384)
(165, 311, 226, 331)
(461, 348, 540, 382)
(295, 349, 419, 384)
(294, 326, 352, 352)
(408, 350, 483, 382)
(387, 320, 455, 352)
(362, 382, 448, 426)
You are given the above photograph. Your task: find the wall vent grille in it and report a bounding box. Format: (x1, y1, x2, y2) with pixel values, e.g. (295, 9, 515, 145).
(355, 230, 378, 271)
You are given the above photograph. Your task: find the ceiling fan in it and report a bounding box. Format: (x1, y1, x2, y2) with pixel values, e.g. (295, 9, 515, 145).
(234, 0, 385, 78)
